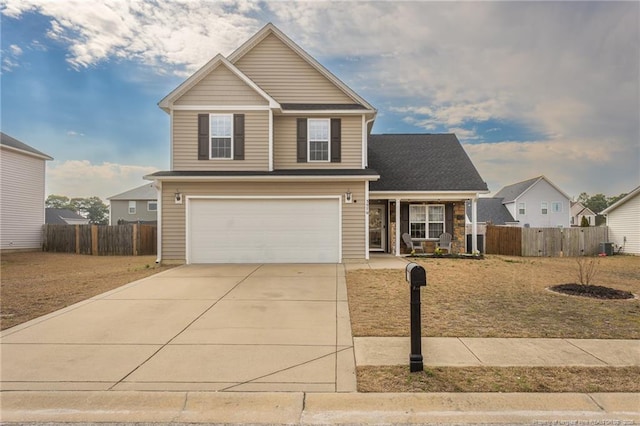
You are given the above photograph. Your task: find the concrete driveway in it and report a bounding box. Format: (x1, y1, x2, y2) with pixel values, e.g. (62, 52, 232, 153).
(0, 264, 355, 392)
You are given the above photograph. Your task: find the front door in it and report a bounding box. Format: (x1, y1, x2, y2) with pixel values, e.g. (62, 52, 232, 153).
(369, 204, 386, 251)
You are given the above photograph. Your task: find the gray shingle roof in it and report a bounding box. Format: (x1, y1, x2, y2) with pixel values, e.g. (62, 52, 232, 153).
(367, 134, 488, 192)
(466, 198, 516, 224)
(1, 132, 52, 160)
(45, 208, 88, 224)
(493, 176, 541, 203)
(108, 183, 157, 200)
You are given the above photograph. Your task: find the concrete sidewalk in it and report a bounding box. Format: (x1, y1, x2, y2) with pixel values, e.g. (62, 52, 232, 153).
(355, 337, 640, 366)
(1, 391, 638, 424)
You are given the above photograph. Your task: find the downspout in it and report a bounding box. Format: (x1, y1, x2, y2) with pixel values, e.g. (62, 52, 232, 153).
(471, 197, 478, 254)
(154, 180, 162, 264)
(363, 117, 375, 168)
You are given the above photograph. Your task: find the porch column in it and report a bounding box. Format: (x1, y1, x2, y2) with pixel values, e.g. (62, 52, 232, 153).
(395, 198, 401, 256)
(471, 197, 478, 253)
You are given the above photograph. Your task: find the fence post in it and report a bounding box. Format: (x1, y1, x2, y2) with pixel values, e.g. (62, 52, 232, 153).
(75, 225, 80, 254)
(132, 224, 138, 256)
(91, 225, 98, 255)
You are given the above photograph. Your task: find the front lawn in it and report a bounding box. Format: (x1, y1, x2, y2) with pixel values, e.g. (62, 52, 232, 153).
(346, 255, 640, 339)
(0, 252, 175, 330)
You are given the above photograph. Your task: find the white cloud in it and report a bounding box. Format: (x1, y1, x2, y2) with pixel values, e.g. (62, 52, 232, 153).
(47, 160, 158, 201)
(9, 44, 23, 56)
(66, 130, 84, 137)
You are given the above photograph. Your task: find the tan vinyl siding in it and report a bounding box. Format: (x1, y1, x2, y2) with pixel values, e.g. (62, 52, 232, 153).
(174, 65, 268, 106)
(234, 33, 354, 103)
(161, 181, 366, 261)
(0, 148, 46, 250)
(273, 115, 363, 169)
(607, 193, 640, 255)
(173, 109, 269, 171)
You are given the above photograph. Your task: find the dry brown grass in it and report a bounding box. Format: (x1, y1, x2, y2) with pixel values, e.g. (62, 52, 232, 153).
(0, 252, 175, 330)
(347, 255, 640, 338)
(357, 366, 640, 393)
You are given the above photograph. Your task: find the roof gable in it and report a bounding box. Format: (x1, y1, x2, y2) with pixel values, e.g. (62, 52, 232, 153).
(601, 185, 640, 214)
(1, 132, 53, 160)
(158, 54, 279, 112)
(45, 208, 89, 224)
(494, 175, 570, 203)
(108, 183, 157, 201)
(228, 23, 375, 110)
(367, 134, 488, 192)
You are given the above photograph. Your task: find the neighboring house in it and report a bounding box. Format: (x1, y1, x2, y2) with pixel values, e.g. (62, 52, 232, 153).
(107, 183, 158, 225)
(0, 132, 53, 251)
(493, 176, 571, 228)
(464, 197, 519, 234)
(570, 201, 596, 227)
(144, 23, 488, 264)
(45, 208, 90, 225)
(600, 185, 640, 255)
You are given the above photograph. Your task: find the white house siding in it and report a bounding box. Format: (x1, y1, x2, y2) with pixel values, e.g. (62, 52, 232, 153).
(606, 193, 640, 255)
(234, 33, 354, 103)
(0, 148, 46, 250)
(273, 115, 363, 169)
(512, 180, 570, 228)
(160, 180, 366, 262)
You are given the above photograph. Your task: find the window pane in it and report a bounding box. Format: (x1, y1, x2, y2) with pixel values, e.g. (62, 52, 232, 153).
(428, 205, 444, 221)
(410, 205, 427, 221)
(428, 223, 444, 239)
(308, 120, 329, 140)
(410, 223, 426, 239)
(211, 115, 232, 137)
(211, 138, 231, 158)
(309, 140, 328, 161)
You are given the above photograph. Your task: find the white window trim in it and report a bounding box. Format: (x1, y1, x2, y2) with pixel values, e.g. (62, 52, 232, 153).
(147, 201, 158, 212)
(518, 202, 526, 216)
(541, 202, 548, 215)
(409, 203, 445, 240)
(128, 200, 136, 215)
(307, 118, 330, 162)
(209, 113, 233, 160)
(552, 201, 562, 213)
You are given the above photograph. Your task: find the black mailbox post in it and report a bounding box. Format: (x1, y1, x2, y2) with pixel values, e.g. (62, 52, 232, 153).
(405, 263, 427, 372)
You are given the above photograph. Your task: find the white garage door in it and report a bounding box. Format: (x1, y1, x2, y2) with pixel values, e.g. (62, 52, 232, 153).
(188, 198, 340, 263)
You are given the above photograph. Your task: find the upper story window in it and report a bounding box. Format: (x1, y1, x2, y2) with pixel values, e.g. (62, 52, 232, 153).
(128, 201, 136, 214)
(541, 202, 548, 215)
(210, 114, 233, 159)
(552, 202, 562, 213)
(518, 202, 526, 215)
(307, 118, 330, 162)
(409, 204, 445, 239)
(147, 201, 158, 212)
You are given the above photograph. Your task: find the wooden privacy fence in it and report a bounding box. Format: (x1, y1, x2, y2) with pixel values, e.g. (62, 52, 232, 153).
(42, 224, 157, 256)
(486, 225, 608, 257)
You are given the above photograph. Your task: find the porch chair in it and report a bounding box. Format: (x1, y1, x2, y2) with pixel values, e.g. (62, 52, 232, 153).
(402, 233, 424, 253)
(437, 232, 452, 253)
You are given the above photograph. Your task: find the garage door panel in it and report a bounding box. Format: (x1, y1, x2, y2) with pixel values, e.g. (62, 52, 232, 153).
(188, 198, 339, 264)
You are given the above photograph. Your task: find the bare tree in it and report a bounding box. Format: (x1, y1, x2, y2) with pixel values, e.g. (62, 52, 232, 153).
(576, 257, 599, 285)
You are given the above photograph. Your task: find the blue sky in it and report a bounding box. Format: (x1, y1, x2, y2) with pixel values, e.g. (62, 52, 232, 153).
(1, 1, 638, 201)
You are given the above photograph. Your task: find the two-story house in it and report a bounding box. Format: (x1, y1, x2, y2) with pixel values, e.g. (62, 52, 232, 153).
(145, 23, 488, 264)
(108, 183, 158, 225)
(493, 176, 571, 228)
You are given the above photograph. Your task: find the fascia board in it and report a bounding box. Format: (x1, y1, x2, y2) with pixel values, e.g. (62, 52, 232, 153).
(0, 144, 53, 161)
(227, 23, 376, 112)
(601, 185, 640, 214)
(369, 190, 488, 200)
(144, 174, 380, 182)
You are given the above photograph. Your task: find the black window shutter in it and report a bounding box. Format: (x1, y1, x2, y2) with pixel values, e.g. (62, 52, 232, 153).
(233, 114, 245, 160)
(330, 118, 341, 162)
(445, 204, 454, 234)
(197, 114, 209, 160)
(296, 118, 307, 163)
(400, 202, 409, 236)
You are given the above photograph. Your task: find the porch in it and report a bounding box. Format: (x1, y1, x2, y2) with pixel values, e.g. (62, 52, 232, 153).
(368, 197, 480, 256)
